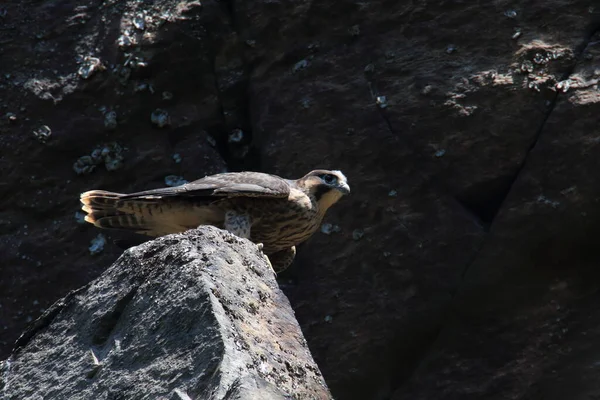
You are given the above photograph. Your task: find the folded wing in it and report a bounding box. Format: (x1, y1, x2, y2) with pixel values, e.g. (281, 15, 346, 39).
(80, 171, 291, 236)
(121, 171, 291, 200)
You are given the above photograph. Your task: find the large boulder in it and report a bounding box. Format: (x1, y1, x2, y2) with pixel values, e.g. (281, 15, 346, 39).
(0, 227, 331, 400)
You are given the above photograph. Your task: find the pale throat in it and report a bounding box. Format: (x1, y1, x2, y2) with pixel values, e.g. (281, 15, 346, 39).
(316, 190, 343, 215)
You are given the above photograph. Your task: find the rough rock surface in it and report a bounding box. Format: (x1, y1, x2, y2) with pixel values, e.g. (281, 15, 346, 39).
(2, 0, 600, 399)
(0, 227, 331, 400)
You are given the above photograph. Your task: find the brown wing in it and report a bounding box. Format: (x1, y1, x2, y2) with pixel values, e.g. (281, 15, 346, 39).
(121, 171, 291, 200)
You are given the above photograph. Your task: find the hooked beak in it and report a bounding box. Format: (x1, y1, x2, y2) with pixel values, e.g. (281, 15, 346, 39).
(338, 182, 351, 195)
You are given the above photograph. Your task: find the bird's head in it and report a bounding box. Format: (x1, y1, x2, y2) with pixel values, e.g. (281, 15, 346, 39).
(297, 169, 350, 211)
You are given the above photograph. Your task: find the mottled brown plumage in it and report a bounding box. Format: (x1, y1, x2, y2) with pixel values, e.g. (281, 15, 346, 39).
(80, 169, 350, 272)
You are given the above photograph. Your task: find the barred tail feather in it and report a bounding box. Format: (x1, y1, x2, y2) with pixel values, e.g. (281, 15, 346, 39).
(80, 190, 222, 237)
(80, 190, 160, 235)
(80, 190, 122, 220)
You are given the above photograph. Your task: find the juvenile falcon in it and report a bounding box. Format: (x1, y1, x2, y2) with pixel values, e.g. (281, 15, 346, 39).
(80, 169, 350, 272)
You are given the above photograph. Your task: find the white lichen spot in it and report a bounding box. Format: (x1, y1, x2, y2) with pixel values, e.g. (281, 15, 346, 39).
(512, 28, 522, 40)
(504, 9, 517, 18)
(376, 96, 388, 108)
(207, 135, 217, 147)
(162, 91, 173, 101)
(352, 229, 365, 241)
(104, 111, 117, 130)
(321, 223, 333, 234)
(117, 31, 136, 48)
(172, 153, 182, 164)
(321, 223, 341, 235)
(78, 56, 104, 79)
(33, 125, 51, 143)
(293, 59, 309, 72)
(132, 13, 145, 30)
(537, 195, 560, 208)
(324, 315, 333, 323)
(73, 156, 96, 175)
(124, 55, 147, 70)
(100, 143, 124, 171)
(528, 81, 540, 92)
(556, 79, 571, 93)
(560, 186, 576, 196)
(74, 142, 124, 175)
(151, 109, 170, 127)
(89, 234, 106, 256)
(446, 44, 457, 54)
(533, 53, 548, 65)
(228, 128, 244, 143)
(165, 175, 188, 187)
(520, 60, 534, 73)
(364, 63, 375, 74)
(434, 149, 446, 157)
(388, 189, 398, 197)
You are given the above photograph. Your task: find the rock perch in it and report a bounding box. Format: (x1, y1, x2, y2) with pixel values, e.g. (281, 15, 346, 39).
(0, 227, 331, 400)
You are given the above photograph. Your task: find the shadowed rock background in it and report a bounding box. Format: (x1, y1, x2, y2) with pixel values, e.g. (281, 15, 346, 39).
(1, 1, 600, 399)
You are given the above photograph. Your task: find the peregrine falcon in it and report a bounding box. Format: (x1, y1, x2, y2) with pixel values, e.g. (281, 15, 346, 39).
(80, 169, 350, 272)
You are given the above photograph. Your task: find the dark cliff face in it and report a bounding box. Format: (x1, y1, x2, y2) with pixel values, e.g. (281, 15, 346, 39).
(1, 0, 600, 399)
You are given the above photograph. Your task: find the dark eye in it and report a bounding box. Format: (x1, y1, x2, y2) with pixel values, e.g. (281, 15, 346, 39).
(321, 174, 337, 184)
